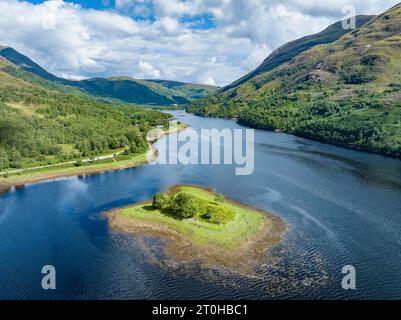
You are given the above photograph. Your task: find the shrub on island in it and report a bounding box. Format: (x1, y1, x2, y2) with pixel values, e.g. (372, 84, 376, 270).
(203, 206, 235, 225)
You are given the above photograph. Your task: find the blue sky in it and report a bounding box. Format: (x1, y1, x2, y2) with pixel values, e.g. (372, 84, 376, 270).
(1, 0, 399, 85)
(25, 0, 216, 28)
(26, 0, 111, 10)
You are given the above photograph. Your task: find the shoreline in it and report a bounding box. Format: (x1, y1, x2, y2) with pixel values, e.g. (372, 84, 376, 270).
(189, 112, 401, 160)
(107, 185, 287, 276)
(0, 155, 149, 195)
(0, 124, 188, 196)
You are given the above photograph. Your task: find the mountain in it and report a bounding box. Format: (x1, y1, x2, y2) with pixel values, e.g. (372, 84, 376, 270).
(222, 15, 374, 92)
(188, 3, 401, 157)
(75, 77, 182, 105)
(0, 47, 217, 105)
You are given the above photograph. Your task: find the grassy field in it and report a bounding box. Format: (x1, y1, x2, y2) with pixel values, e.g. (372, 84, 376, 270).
(0, 152, 148, 193)
(108, 185, 286, 273)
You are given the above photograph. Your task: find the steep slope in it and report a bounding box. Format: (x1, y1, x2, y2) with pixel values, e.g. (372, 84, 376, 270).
(0, 47, 216, 105)
(0, 46, 66, 83)
(188, 4, 401, 157)
(222, 15, 374, 93)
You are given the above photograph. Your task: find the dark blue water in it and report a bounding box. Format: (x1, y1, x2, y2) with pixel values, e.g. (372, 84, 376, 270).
(1, 111, 400, 299)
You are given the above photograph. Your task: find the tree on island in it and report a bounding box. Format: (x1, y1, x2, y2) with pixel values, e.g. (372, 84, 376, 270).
(171, 192, 199, 219)
(152, 192, 170, 210)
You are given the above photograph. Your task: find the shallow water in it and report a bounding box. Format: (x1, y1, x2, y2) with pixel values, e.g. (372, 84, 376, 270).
(0, 111, 400, 299)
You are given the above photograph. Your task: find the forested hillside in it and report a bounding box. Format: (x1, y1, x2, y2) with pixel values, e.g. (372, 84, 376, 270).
(188, 4, 401, 157)
(0, 57, 171, 171)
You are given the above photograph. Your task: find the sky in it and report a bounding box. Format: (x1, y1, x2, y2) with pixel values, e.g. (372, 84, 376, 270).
(0, 0, 399, 86)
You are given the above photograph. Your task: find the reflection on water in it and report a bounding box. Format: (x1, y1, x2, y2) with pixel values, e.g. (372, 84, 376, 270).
(260, 141, 401, 191)
(0, 111, 400, 299)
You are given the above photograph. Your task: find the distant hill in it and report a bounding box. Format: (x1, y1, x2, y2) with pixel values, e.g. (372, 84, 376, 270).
(188, 4, 401, 157)
(0, 47, 217, 105)
(146, 79, 218, 100)
(75, 77, 180, 105)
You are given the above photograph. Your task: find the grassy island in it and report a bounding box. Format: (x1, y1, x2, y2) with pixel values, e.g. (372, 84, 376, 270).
(108, 185, 286, 274)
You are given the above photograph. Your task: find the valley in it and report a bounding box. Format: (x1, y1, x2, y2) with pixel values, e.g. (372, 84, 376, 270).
(0, 50, 176, 173)
(0, 46, 217, 105)
(0, 1, 401, 301)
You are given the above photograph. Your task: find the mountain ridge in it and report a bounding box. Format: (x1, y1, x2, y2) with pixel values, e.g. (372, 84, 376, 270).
(221, 15, 374, 93)
(0, 46, 217, 105)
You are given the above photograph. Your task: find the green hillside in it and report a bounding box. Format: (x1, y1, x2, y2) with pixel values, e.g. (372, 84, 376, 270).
(222, 15, 374, 92)
(188, 4, 401, 157)
(0, 56, 171, 171)
(76, 77, 178, 105)
(0, 47, 216, 105)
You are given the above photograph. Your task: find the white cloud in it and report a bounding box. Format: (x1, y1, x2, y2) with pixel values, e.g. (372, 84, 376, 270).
(157, 17, 180, 33)
(203, 77, 217, 86)
(153, 0, 200, 17)
(0, 0, 399, 86)
(138, 61, 161, 78)
(115, 0, 131, 9)
(60, 73, 88, 81)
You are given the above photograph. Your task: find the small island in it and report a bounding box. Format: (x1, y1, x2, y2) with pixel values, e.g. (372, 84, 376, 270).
(108, 185, 286, 274)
